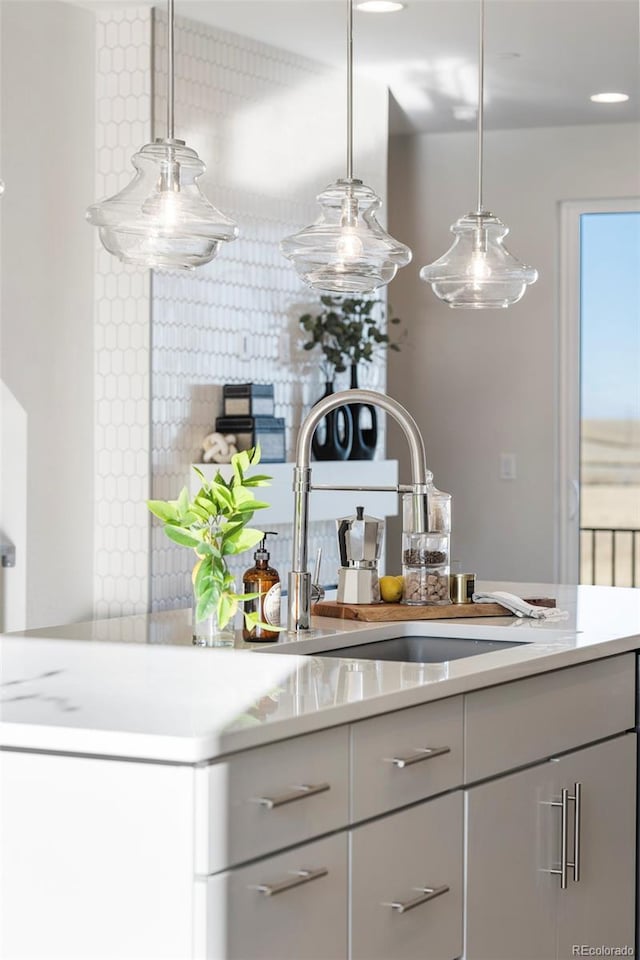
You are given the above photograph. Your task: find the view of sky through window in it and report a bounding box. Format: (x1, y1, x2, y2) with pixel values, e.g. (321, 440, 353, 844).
(580, 212, 640, 421)
(579, 210, 640, 584)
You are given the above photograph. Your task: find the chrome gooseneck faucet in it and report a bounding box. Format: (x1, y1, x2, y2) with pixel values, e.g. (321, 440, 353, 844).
(288, 389, 429, 631)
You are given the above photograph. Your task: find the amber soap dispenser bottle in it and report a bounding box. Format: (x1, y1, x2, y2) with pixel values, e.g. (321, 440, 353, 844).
(242, 532, 281, 641)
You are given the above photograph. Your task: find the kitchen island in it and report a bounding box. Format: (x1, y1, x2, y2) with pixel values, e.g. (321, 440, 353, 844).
(1, 582, 639, 959)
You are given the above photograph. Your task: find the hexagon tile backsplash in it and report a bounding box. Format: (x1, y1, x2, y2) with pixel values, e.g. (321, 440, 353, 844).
(94, 8, 389, 617)
(94, 7, 152, 619)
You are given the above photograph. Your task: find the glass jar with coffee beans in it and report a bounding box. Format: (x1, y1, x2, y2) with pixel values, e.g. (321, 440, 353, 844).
(403, 566, 450, 605)
(401, 480, 452, 605)
(402, 532, 449, 567)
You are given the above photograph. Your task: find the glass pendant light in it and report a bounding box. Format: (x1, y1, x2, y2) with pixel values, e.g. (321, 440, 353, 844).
(87, 0, 237, 271)
(419, 0, 537, 308)
(280, 0, 411, 295)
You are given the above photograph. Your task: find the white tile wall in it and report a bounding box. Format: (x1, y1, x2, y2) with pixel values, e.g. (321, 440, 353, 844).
(150, 11, 390, 611)
(94, 8, 390, 615)
(94, 7, 152, 618)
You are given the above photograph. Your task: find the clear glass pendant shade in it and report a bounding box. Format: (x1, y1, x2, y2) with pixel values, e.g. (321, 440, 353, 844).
(419, 212, 538, 309)
(280, 179, 412, 295)
(86, 139, 238, 271)
(420, 0, 537, 307)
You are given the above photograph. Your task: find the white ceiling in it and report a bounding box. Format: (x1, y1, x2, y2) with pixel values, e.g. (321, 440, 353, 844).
(72, 0, 639, 134)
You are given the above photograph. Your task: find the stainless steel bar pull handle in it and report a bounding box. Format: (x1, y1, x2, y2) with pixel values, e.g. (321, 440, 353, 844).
(252, 867, 328, 897)
(385, 884, 450, 914)
(550, 788, 570, 889)
(252, 782, 330, 809)
(570, 781, 581, 883)
(551, 783, 582, 888)
(385, 746, 451, 768)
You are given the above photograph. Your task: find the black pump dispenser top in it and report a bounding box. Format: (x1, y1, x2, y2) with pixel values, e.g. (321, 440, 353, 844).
(255, 531, 277, 563)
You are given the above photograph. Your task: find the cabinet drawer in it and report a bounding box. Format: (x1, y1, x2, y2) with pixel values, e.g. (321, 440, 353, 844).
(465, 653, 635, 782)
(200, 725, 349, 873)
(351, 695, 463, 821)
(203, 833, 347, 960)
(351, 791, 463, 960)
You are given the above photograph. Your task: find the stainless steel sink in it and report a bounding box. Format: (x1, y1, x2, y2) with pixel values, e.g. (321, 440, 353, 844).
(313, 635, 525, 664)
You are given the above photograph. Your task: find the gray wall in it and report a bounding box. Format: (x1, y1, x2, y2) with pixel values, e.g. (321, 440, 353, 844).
(1, 1, 95, 628)
(387, 122, 640, 582)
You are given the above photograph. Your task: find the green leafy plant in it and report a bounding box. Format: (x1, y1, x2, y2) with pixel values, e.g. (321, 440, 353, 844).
(147, 447, 277, 632)
(299, 295, 402, 378)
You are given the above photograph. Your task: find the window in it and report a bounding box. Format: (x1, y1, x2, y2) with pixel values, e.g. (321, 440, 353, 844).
(579, 212, 640, 585)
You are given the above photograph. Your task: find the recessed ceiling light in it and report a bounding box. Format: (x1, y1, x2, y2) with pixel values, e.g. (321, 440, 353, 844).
(590, 92, 629, 103)
(356, 1, 406, 12)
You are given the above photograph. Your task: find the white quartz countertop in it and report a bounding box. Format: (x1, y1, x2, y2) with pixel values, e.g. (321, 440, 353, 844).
(1, 582, 638, 763)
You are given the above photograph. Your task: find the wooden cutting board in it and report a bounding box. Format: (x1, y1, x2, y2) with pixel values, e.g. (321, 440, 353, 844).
(312, 597, 556, 622)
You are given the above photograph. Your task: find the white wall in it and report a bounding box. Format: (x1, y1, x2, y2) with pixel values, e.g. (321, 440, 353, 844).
(387, 122, 640, 582)
(0, 1, 95, 628)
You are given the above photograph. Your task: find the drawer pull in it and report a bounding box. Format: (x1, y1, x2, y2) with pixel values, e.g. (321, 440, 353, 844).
(550, 787, 569, 889)
(252, 867, 329, 897)
(385, 883, 450, 914)
(550, 782, 581, 889)
(252, 782, 330, 809)
(385, 746, 451, 768)
(572, 781, 582, 883)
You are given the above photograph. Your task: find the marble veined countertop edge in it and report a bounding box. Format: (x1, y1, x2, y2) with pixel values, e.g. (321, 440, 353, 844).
(1, 582, 638, 763)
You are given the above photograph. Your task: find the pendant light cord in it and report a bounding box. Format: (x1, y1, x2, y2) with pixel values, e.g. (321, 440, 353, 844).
(475, 0, 485, 215)
(167, 0, 175, 141)
(346, 0, 354, 180)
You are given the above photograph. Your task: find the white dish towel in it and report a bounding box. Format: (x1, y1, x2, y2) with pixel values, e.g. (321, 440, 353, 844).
(472, 590, 569, 621)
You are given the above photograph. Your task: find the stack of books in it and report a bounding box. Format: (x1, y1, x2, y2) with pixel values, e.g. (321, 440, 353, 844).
(216, 384, 286, 463)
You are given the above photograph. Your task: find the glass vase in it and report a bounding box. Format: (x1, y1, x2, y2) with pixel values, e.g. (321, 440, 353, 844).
(192, 597, 235, 647)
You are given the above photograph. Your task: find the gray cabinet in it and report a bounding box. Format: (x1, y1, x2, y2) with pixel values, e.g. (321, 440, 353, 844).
(351, 792, 463, 960)
(554, 735, 636, 959)
(465, 753, 558, 960)
(350, 695, 463, 821)
(464, 654, 635, 782)
(194, 654, 636, 960)
(465, 734, 636, 960)
(202, 725, 349, 873)
(205, 833, 348, 960)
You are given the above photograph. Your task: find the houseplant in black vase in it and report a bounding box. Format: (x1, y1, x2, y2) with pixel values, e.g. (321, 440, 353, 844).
(299, 296, 402, 460)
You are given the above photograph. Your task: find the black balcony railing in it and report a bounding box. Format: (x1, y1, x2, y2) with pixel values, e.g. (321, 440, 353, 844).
(580, 527, 640, 587)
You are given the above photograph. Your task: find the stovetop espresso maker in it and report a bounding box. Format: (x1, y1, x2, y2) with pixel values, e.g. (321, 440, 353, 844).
(336, 505, 384, 604)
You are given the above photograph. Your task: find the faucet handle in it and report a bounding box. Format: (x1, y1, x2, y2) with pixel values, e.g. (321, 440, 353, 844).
(311, 547, 325, 603)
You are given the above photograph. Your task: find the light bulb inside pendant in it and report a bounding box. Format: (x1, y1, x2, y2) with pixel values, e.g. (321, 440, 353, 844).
(469, 250, 491, 284)
(335, 196, 364, 261)
(467, 228, 491, 289)
(336, 229, 364, 260)
(145, 190, 181, 229)
(142, 158, 181, 227)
